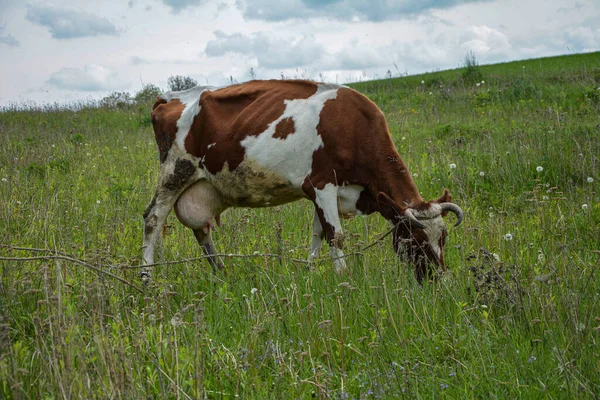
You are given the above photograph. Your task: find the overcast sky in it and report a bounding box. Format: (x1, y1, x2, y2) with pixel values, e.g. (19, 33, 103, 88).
(0, 0, 598, 106)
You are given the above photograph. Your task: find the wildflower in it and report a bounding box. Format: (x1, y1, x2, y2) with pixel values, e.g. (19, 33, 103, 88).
(492, 253, 500, 261)
(251, 287, 258, 295)
(476, 82, 481, 87)
(96, 200, 101, 204)
(503, 233, 513, 241)
(402, 136, 406, 140)
(481, 80, 485, 84)
(440, 383, 449, 389)
(536, 166, 544, 172)
(542, 195, 549, 200)
(449, 163, 457, 169)
(413, 173, 418, 177)
(528, 355, 537, 363)
(123, 146, 128, 149)
(481, 304, 488, 309)
(421, 80, 425, 84)
(1, 178, 6, 183)
(587, 177, 594, 183)
(51, 144, 56, 148)
(479, 171, 485, 177)
(582, 204, 588, 210)
(429, 92, 432, 95)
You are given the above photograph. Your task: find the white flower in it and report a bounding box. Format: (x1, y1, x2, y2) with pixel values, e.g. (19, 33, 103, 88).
(582, 204, 588, 210)
(51, 144, 56, 148)
(481, 80, 485, 84)
(123, 146, 128, 150)
(449, 163, 457, 169)
(481, 304, 488, 309)
(503, 233, 513, 241)
(402, 136, 406, 140)
(87, 153, 91, 156)
(536, 166, 544, 172)
(476, 83, 481, 87)
(421, 80, 425, 84)
(1, 178, 6, 183)
(542, 195, 549, 200)
(492, 253, 500, 261)
(16, 201, 22, 205)
(413, 173, 418, 177)
(96, 200, 101, 204)
(479, 171, 485, 177)
(587, 177, 594, 183)
(250, 287, 258, 295)
(429, 92, 432, 95)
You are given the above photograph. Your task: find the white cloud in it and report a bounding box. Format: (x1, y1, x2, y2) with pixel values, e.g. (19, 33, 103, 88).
(205, 31, 325, 68)
(459, 25, 512, 59)
(0, 24, 19, 47)
(25, 4, 119, 39)
(235, 0, 494, 22)
(161, 0, 204, 13)
(47, 64, 126, 91)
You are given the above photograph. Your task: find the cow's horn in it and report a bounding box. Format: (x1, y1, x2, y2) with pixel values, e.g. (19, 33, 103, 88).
(404, 208, 425, 229)
(440, 203, 464, 227)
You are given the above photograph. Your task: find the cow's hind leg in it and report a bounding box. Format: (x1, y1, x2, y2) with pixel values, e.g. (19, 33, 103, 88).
(142, 157, 200, 281)
(303, 182, 347, 274)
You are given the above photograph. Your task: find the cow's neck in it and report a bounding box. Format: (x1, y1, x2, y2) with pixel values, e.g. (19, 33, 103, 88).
(381, 157, 425, 209)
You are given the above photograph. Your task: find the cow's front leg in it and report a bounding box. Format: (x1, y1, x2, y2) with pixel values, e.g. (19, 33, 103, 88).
(304, 182, 347, 274)
(141, 157, 200, 281)
(307, 210, 324, 267)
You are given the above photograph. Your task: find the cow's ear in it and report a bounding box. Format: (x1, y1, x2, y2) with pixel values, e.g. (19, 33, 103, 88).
(377, 192, 403, 221)
(436, 189, 452, 216)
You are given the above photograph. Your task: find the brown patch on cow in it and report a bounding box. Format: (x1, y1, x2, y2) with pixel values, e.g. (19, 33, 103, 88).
(151, 98, 185, 163)
(184, 80, 318, 174)
(273, 117, 295, 139)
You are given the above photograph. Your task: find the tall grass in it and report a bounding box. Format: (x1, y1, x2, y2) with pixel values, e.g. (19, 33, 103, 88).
(1, 52, 599, 398)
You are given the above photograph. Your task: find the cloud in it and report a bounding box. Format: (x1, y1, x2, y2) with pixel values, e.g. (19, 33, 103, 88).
(0, 24, 19, 47)
(46, 64, 126, 91)
(161, 0, 203, 12)
(25, 4, 118, 39)
(562, 26, 600, 52)
(459, 25, 511, 59)
(205, 30, 324, 68)
(235, 0, 493, 22)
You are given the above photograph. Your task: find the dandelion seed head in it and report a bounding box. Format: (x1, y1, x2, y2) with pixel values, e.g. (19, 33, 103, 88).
(503, 233, 513, 241)
(449, 163, 457, 169)
(421, 80, 425, 84)
(251, 287, 258, 295)
(1, 178, 7, 183)
(479, 171, 485, 177)
(582, 204, 588, 210)
(96, 200, 101, 204)
(587, 177, 594, 183)
(536, 166, 544, 172)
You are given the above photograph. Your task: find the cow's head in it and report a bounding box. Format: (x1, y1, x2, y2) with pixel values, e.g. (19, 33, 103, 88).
(378, 190, 463, 283)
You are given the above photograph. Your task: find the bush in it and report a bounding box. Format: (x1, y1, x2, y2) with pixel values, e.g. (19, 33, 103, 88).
(134, 84, 162, 106)
(461, 51, 484, 84)
(167, 75, 198, 91)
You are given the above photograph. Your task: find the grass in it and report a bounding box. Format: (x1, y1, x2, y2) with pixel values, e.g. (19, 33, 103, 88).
(1, 51, 599, 399)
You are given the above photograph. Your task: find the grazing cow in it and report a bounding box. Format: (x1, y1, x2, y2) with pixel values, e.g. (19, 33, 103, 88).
(142, 80, 463, 282)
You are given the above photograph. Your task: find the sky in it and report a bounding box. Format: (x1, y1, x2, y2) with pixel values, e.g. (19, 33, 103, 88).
(0, 0, 598, 106)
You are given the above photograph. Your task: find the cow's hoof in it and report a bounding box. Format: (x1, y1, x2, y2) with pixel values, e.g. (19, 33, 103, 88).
(139, 270, 152, 284)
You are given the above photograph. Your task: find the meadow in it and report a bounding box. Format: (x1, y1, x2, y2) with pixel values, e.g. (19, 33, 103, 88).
(0, 52, 599, 398)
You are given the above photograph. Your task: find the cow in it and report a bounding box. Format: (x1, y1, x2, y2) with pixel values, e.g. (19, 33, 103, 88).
(141, 80, 463, 283)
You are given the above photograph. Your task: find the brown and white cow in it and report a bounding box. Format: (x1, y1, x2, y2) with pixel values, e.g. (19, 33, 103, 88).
(142, 80, 463, 282)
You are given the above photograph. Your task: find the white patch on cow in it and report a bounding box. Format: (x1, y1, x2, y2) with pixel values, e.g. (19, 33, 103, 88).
(417, 204, 445, 260)
(337, 184, 364, 217)
(240, 83, 342, 187)
(160, 86, 216, 150)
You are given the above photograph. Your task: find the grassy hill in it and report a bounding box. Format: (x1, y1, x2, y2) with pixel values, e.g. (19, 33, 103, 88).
(1, 52, 599, 398)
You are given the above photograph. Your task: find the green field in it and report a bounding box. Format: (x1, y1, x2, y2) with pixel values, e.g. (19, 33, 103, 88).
(1, 52, 599, 398)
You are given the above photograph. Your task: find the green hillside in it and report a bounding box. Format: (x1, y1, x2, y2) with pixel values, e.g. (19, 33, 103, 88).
(1, 52, 599, 398)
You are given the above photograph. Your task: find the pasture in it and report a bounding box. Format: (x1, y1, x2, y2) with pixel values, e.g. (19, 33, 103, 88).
(1, 52, 599, 398)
